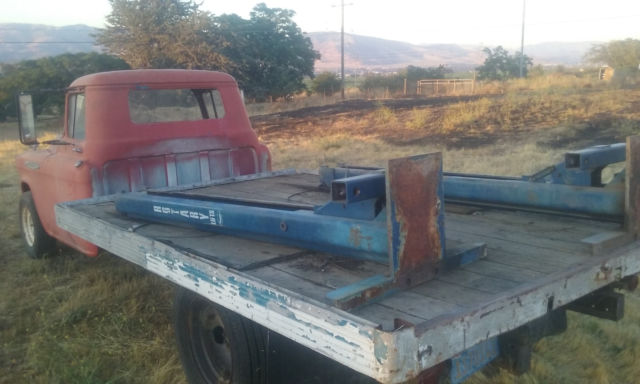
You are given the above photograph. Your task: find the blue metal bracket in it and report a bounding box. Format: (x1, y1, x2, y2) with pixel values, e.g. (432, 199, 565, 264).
(529, 143, 626, 187)
(314, 172, 386, 220)
(326, 153, 448, 308)
(449, 337, 500, 384)
(326, 242, 486, 308)
(317, 143, 628, 220)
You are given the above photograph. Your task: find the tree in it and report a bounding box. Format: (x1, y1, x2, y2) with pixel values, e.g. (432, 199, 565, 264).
(358, 65, 450, 94)
(585, 39, 640, 71)
(310, 72, 341, 95)
(217, 3, 319, 100)
(95, 0, 230, 70)
(476, 46, 532, 80)
(401, 65, 451, 82)
(97, 1, 319, 101)
(0, 53, 129, 121)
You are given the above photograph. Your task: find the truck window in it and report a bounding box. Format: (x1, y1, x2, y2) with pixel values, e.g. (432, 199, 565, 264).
(128, 89, 225, 124)
(67, 93, 86, 140)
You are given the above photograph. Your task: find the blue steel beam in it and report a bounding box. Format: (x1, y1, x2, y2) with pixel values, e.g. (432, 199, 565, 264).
(565, 143, 626, 170)
(323, 170, 625, 218)
(445, 176, 624, 218)
(115, 193, 389, 262)
(331, 173, 386, 203)
(323, 171, 624, 218)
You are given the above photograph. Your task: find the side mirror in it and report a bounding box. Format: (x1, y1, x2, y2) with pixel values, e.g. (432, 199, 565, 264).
(17, 93, 37, 145)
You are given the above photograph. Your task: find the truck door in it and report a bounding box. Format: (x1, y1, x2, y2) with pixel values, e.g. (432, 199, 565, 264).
(46, 92, 95, 252)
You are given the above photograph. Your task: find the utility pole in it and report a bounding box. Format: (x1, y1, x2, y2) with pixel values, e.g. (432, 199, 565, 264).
(519, 0, 526, 78)
(334, 1, 353, 100)
(340, 0, 345, 99)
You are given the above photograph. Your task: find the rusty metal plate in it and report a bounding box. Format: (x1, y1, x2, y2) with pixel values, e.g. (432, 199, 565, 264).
(386, 153, 445, 286)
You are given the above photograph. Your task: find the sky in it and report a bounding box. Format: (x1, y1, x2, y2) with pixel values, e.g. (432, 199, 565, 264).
(1, 0, 639, 48)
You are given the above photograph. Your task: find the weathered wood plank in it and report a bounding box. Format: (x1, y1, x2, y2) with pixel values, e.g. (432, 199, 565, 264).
(254, 255, 431, 330)
(409, 279, 497, 308)
(372, 291, 463, 322)
(270, 253, 388, 289)
(448, 208, 619, 237)
(445, 229, 586, 271)
(463, 259, 544, 281)
(180, 173, 326, 206)
(352, 302, 434, 331)
(435, 268, 520, 294)
(581, 231, 635, 256)
(481, 249, 574, 274)
(413, 242, 640, 371)
(447, 215, 592, 254)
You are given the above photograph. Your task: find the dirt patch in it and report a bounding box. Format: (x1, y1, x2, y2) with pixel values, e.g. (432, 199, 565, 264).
(251, 95, 483, 121)
(251, 91, 640, 152)
(251, 95, 489, 145)
(538, 116, 640, 149)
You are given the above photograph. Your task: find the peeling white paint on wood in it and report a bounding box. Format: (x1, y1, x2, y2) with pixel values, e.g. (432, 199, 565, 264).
(56, 195, 640, 384)
(56, 201, 408, 383)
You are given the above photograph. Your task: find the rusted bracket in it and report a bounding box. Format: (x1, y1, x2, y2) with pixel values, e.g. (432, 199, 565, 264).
(327, 154, 487, 309)
(327, 154, 445, 308)
(386, 153, 445, 286)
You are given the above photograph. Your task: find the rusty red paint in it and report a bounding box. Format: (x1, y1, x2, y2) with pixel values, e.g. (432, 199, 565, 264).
(16, 70, 270, 257)
(411, 361, 447, 384)
(387, 153, 443, 284)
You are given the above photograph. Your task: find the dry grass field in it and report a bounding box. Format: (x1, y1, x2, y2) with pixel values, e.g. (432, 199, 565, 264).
(2, 73, 640, 383)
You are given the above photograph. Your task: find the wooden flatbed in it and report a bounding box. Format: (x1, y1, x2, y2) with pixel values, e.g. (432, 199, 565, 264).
(56, 171, 640, 383)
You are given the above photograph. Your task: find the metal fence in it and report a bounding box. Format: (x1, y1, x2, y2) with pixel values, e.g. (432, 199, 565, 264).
(416, 79, 475, 96)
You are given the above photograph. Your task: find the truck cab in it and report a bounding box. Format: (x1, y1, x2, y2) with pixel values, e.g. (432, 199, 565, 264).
(15, 69, 270, 257)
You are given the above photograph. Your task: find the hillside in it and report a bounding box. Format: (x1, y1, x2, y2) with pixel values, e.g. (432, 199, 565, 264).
(309, 31, 484, 71)
(0, 23, 100, 63)
(0, 23, 596, 70)
(309, 32, 598, 71)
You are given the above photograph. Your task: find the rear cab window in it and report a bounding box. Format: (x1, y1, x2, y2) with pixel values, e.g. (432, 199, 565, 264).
(128, 88, 226, 124)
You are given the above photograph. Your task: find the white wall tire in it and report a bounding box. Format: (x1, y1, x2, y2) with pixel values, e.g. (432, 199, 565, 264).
(19, 191, 56, 259)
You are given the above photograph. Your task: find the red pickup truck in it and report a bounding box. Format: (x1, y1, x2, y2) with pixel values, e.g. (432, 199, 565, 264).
(16, 69, 271, 258)
(16, 69, 640, 384)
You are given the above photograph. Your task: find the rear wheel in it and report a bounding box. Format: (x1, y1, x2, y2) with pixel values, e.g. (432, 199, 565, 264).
(19, 191, 56, 259)
(174, 288, 268, 384)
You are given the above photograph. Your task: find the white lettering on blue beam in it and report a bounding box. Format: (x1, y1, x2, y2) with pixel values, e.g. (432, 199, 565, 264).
(152, 205, 222, 226)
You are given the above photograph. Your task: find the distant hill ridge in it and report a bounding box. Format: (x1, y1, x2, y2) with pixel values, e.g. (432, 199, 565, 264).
(0, 23, 597, 70)
(309, 32, 597, 71)
(0, 23, 100, 63)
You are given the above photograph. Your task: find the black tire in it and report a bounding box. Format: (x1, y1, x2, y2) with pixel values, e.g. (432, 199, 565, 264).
(19, 191, 56, 259)
(174, 287, 268, 384)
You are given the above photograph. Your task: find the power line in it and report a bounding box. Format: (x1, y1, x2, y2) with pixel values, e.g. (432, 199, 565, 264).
(0, 41, 96, 44)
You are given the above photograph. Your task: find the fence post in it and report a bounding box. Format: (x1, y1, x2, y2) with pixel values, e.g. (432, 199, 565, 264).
(472, 71, 476, 94)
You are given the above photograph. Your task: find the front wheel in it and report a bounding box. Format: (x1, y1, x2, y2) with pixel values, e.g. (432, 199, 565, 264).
(19, 191, 56, 259)
(174, 288, 268, 384)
